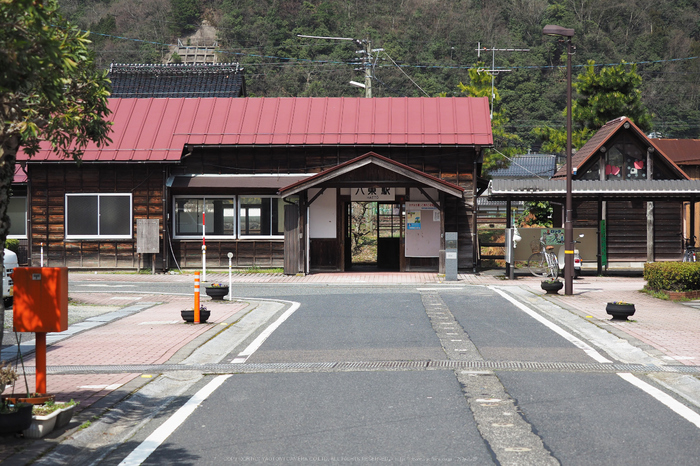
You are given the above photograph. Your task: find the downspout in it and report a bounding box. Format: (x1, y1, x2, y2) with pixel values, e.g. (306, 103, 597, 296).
(472, 148, 480, 274)
(162, 167, 169, 272)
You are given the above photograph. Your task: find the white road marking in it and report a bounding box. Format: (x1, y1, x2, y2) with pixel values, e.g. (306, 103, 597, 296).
(490, 287, 612, 363)
(417, 287, 464, 291)
(231, 301, 301, 363)
(79, 384, 122, 390)
(82, 284, 136, 287)
(618, 373, 700, 429)
(119, 375, 231, 466)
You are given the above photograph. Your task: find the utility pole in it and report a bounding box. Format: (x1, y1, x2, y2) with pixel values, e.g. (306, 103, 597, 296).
(298, 34, 380, 98)
(364, 40, 372, 98)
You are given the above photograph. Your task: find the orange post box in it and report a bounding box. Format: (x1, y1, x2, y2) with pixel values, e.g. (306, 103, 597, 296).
(13, 267, 68, 333)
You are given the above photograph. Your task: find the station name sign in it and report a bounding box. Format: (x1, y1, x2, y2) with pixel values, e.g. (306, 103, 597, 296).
(351, 187, 395, 201)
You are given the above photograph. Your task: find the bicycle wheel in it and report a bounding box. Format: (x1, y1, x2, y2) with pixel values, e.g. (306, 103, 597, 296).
(548, 254, 560, 279)
(527, 253, 549, 277)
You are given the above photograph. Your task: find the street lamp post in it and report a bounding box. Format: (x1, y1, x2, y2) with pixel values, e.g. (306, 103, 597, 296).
(543, 24, 575, 296)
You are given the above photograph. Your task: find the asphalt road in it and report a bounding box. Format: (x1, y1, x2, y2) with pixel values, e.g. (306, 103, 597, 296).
(64, 281, 700, 465)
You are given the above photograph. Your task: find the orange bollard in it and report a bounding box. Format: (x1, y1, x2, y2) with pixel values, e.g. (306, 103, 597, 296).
(36, 332, 47, 394)
(194, 271, 200, 324)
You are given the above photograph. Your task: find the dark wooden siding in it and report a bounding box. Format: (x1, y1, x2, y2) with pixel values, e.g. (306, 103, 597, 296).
(27, 145, 478, 270)
(29, 165, 165, 269)
(173, 241, 284, 268)
(309, 239, 340, 270)
(606, 201, 647, 261)
(654, 201, 683, 261)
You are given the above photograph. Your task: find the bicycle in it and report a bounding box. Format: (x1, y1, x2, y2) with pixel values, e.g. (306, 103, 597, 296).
(683, 235, 697, 262)
(528, 234, 560, 279)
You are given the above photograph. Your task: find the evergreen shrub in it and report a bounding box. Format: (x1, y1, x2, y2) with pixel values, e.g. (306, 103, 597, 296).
(644, 262, 700, 292)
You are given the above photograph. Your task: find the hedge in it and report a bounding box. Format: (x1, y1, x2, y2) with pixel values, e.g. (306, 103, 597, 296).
(644, 262, 700, 292)
(4, 239, 19, 255)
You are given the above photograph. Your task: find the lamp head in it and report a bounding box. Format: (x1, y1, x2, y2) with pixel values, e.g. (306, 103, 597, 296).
(542, 24, 575, 37)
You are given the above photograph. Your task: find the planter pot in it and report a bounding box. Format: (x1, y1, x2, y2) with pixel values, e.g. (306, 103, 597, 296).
(23, 409, 59, 439)
(0, 403, 33, 435)
(606, 302, 636, 320)
(205, 287, 229, 301)
(541, 281, 563, 294)
(54, 403, 76, 429)
(181, 310, 211, 323)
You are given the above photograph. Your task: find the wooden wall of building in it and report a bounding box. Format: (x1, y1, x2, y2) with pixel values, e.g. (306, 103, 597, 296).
(29, 165, 166, 269)
(27, 145, 479, 271)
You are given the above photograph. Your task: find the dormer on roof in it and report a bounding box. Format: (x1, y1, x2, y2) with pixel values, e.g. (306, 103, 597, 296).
(552, 117, 688, 181)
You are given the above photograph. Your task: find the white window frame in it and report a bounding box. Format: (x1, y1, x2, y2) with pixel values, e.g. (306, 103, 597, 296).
(173, 195, 237, 240)
(65, 193, 133, 239)
(238, 195, 292, 239)
(7, 196, 27, 239)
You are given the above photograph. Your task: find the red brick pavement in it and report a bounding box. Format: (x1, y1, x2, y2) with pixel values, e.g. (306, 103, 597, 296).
(5, 298, 247, 410)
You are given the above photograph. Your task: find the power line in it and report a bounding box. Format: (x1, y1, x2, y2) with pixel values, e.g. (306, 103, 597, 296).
(82, 29, 700, 73)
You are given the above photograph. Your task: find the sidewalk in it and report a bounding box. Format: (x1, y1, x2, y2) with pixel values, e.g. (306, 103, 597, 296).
(1, 269, 699, 462)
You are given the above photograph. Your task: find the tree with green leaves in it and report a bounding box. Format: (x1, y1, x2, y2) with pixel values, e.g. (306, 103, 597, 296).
(457, 63, 523, 174)
(534, 60, 653, 153)
(1, 0, 112, 346)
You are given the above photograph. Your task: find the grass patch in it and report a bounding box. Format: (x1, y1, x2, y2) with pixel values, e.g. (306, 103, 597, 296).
(640, 286, 671, 301)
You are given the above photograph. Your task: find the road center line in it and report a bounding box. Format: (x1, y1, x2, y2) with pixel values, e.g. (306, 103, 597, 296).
(118, 375, 231, 466)
(231, 301, 301, 363)
(490, 287, 612, 364)
(618, 373, 700, 429)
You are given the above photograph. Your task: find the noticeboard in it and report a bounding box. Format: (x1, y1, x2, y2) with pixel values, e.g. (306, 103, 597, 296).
(136, 219, 160, 254)
(405, 202, 440, 257)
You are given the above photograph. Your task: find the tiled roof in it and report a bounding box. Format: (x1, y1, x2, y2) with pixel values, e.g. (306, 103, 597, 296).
(489, 153, 557, 179)
(552, 117, 626, 179)
(552, 117, 688, 180)
(27, 97, 493, 162)
(108, 63, 245, 98)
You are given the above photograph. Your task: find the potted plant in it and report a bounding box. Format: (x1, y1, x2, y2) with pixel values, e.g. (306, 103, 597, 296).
(204, 283, 229, 301)
(0, 400, 33, 435)
(23, 401, 62, 438)
(606, 301, 636, 320)
(54, 399, 79, 429)
(0, 364, 32, 435)
(0, 362, 18, 394)
(181, 305, 211, 323)
(541, 279, 564, 294)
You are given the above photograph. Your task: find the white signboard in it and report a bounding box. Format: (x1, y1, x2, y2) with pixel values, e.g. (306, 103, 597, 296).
(351, 187, 395, 201)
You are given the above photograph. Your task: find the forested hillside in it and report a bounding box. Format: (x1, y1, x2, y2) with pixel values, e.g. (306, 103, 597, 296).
(58, 0, 700, 147)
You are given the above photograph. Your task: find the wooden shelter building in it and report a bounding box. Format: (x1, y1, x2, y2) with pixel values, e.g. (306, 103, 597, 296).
(488, 117, 700, 270)
(19, 96, 493, 273)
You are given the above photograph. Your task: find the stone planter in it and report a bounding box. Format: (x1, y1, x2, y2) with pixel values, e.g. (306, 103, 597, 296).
(23, 408, 59, 439)
(606, 302, 636, 320)
(205, 287, 229, 301)
(181, 309, 211, 323)
(541, 280, 563, 295)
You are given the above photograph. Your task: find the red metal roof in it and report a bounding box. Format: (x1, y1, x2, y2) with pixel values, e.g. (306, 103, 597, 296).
(27, 97, 492, 162)
(13, 165, 27, 184)
(652, 139, 700, 165)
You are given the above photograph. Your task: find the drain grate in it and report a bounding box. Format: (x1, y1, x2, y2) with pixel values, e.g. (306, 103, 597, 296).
(35, 360, 700, 376)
